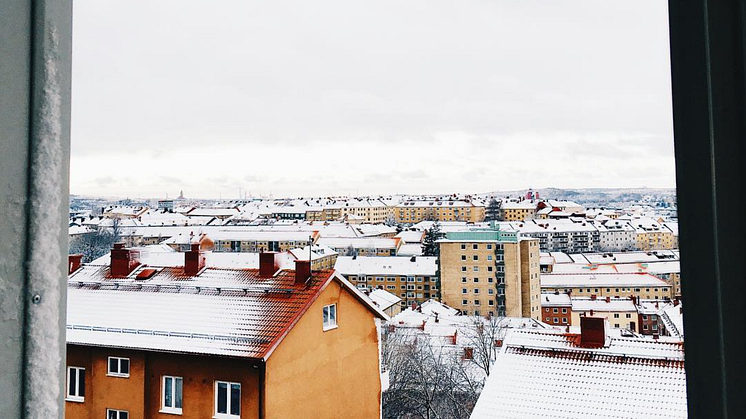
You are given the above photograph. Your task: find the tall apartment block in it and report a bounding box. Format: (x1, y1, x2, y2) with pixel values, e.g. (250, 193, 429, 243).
(438, 229, 540, 319)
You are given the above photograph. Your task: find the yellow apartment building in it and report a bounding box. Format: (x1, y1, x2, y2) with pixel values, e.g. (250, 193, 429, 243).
(438, 230, 540, 319)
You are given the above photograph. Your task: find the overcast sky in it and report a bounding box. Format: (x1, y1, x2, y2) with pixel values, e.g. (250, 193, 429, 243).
(71, 0, 674, 199)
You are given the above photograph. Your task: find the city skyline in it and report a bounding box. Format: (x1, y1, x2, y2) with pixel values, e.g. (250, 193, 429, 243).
(71, 0, 674, 198)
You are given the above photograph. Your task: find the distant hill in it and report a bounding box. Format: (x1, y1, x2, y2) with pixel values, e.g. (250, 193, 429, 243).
(481, 187, 676, 208)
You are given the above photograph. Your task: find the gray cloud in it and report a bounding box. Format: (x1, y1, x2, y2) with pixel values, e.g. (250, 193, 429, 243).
(70, 0, 675, 198)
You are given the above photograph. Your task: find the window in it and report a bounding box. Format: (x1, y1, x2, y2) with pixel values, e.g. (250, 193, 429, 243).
(461, 277, 467, 283)
(462, 299, 468, 305)
(553, 317, 559, 323)
(323, 304, 337, 330)
(473, 255, 478, 260)
(614, 313, 620, 318)
(561, 308, 567, 314)
(66, 367, 85, 402)
(215, 381, 241, 418)
(461, 255, 466, 261)
(162, 376, 183, 414)
(461, 244, 466, 250)
(462, 288, 467, 294)
(107, 357, 130, 377)
(561, 318, 568, 324)
(473, 266, 479, 272)
(107, 410, 129, 419)
(461, 266, 467, 272)
(487, 244, 493, 250)
(626, 313, 632, 318)
(553, 308, 558, 314)
(474, 288, 480, 294)
(473, 244, 478, 250)
(473, 277, 479, 283)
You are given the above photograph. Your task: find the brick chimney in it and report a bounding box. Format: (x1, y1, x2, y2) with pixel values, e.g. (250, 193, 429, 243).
(110, 243, 140, 277)
(605, 296, 611, 303)
(259, 252, 280, 277)
(184, 243, 206, 276)
(579, 316, 606, 348)
(294, 259, 312, 285)
(68, 254, 83, 274)
(590, 294, 596, 300)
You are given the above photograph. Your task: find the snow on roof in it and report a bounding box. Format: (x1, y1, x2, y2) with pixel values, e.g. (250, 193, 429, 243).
(67, 264, 386, 359)
(571, 297, 638, 312)
(513, 219, 598, 234)
(397, 243, 424, 256)
(549, 261, 679, 275)
(334, 256, 437, 276)
(163, 229, 318, 244)
(660, 304, 685, 338)
(575, 250, 679, 265)
(367, 289, 401, 311)
(541, 273, 670, 288)
(469, 329, 687, 419)
(540, 293, 572, 306)
(395, 230, 426, 243)
(317, 237, 400, 249)
(547, 252, 574, 264)
(501, 200, 536, 210)
(186, 207, 240, 217)
(89, 245, 295, 270)
(287, 245, 338, 261)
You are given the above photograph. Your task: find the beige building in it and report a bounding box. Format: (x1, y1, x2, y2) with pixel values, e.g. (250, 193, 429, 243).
(500, 200, 537, 221)
(541, 272, 672, 300)
(335, 256, 438, 307)
(571, 296, 638, 330)
(395, 199, 485, 224)
(438, 230, 540, 319)
(630, 218, 678, 250)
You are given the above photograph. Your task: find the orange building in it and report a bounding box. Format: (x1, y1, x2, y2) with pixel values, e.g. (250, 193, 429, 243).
(65, 244, 387, 419)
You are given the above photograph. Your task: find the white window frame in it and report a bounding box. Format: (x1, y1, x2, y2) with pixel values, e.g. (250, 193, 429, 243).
(214, 381, 241, 418)
(323, 303, 338, 331)
(107, 357, 130, 378)
(161, 375, 183, 415)
(66, 366, 85, 402)
(106, 409, 129, 419)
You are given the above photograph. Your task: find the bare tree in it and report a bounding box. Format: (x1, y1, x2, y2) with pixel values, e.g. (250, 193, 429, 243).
(461, 316, 509, 376)
(382, 326, 482, 419)
(69, 217, 123, 262)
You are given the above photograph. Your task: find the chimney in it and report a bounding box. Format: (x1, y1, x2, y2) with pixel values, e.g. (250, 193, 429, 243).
(590, 294, 597, 300)
(68, 254, 83, 274)
(605, 296, 611, 303)
(184, 243, 206, 276)
(579, 317, 606, 348)
(110, 243, 140, 277)
(294, 260, 312, 285)
(259, 252, 280, 277)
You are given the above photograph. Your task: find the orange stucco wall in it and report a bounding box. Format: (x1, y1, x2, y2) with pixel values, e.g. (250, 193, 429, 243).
(65, 345, 260, 419)
(264, 279, 382, 418)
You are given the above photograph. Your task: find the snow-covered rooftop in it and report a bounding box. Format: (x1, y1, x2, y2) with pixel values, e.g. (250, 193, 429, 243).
(334, 256, 437, 276)
(469, 329, 687, 419)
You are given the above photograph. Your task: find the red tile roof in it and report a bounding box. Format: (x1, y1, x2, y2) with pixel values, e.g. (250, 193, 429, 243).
(67, 264, 379, 359)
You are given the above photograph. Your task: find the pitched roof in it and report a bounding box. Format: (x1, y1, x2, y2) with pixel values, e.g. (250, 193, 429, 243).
(67, 263, 386, 360)
(470, 329, 687, 419)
